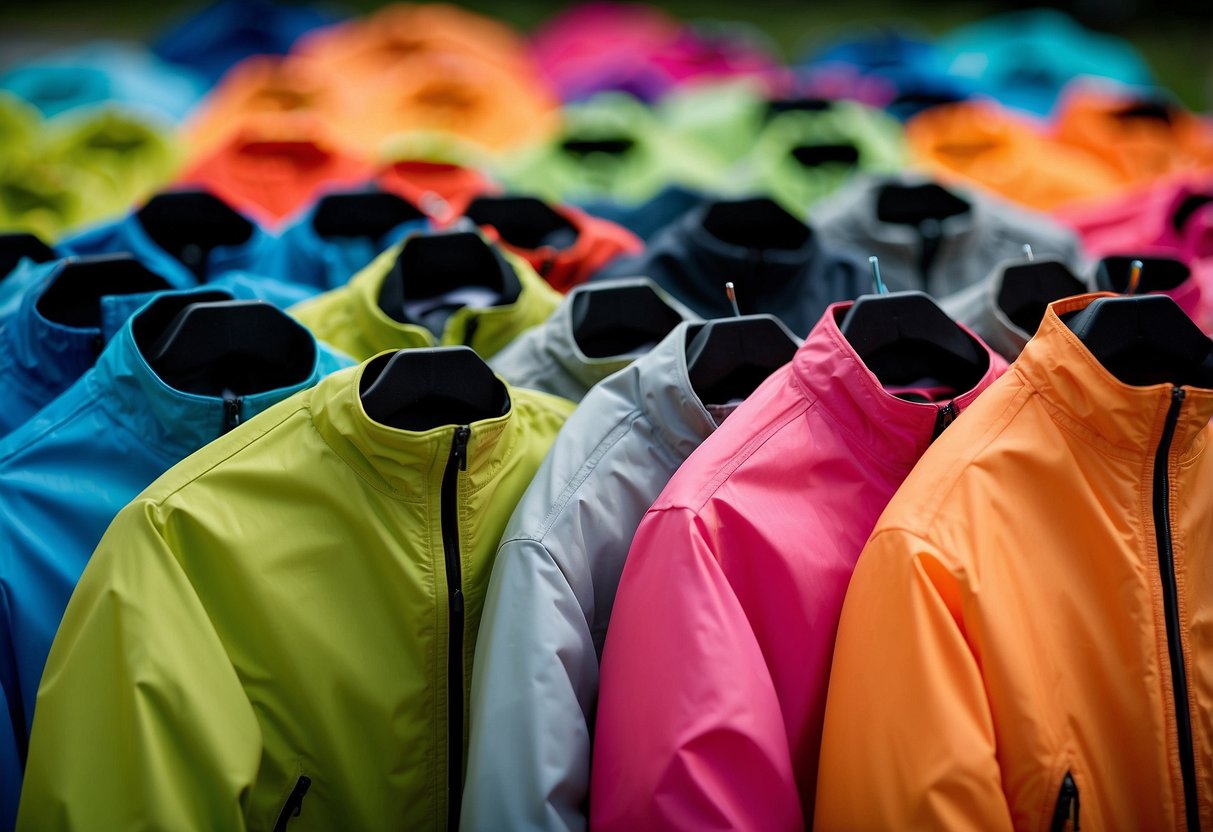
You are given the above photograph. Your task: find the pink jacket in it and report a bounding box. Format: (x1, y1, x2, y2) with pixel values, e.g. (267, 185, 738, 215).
(590, 303, 1006, 831)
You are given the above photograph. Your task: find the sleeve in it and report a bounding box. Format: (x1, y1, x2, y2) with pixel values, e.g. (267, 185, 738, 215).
(17, 503, 262, 831)
(814, 529, 1014, 831)
(590, 508, 802, 832)
(463, 538, 598, 832)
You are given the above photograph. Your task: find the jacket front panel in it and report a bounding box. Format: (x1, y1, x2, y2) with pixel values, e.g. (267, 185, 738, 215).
(816, 294, 1213, 831)
(590, 305, 1004, 831)
(464, 322, 719, 831)
(18, 363, 572, 831)
(291, 241, 560, 361)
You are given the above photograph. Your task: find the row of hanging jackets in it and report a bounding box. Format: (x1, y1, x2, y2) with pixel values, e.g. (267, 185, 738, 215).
(0, 168, 1209, 831)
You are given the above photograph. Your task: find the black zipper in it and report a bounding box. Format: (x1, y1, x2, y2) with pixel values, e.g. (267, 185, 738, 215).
(932, 400, 957, 441)
(1049, 771, 1080, 832)
(222, 391, 243, 434)
(918, 218, 943, 292)
(1153, 385, 1199, 832)
(442, 425, 470, 831)
(272, 775, 311, 832)
(462, 316, 480, 348)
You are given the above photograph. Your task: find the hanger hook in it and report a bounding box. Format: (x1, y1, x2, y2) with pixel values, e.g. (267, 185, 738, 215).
(868, 256, 888, 295)
(724, 282, 742, 317)
(1022, 243, 1034, 263)
(1127, 259, 1144, 295)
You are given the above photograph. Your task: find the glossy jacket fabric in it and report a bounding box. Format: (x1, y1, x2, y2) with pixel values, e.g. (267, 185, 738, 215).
(816, 293, 1213, 831)
(1057, 176, 1213, 261)
(462, 197, 643, 294)
(0, 256, 169, 439)
(590, 303, 1006, 831)
(19, 357, 573, 831)
(812, 173, 1085, 296)
(265, 191, 430, 291)
(464, 321, 743, 831)
(57, 195, 277, 288)
(0, 288, 347, 828)
(293, 234, 560, 361)
(593, 198, 867, 335)
(488, 277, 697, 402)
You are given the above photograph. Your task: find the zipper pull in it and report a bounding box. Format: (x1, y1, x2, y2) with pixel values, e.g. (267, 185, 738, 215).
(452, 425, 470, 471)
(1173, 385, 1186, 407)
(222, 391, 244, 435)
(1050, 771, 1080, 832)
(931, 401, 957, 441)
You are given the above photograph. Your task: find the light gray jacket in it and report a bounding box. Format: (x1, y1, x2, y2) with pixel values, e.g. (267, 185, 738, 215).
(811, 173, 1086, 297)
(488, 277, 698, 402)
(941, 257, 1090, 360)
(463, 322, 730, 832)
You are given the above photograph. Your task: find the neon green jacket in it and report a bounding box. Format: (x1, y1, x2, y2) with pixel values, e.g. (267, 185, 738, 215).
(292, 237, 560, 361)
(19, 356, 573, 831)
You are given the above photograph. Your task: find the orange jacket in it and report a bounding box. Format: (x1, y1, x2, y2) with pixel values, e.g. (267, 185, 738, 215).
(1053, 84, 1213, 188)
(177, 115, 373, 224)
(907, 102, 1122, 211)
(816, 292, 1213, 831)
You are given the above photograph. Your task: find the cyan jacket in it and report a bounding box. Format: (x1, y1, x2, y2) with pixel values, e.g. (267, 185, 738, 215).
(463, 321, 742, 831)
(0, 288, 347, 828)
(488, 277, 698, 402)
(20, 356, 573, 831)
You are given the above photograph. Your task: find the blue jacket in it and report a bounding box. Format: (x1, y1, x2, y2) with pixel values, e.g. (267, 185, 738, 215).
(0, 257, 172, 438)
(58, 209, 316, 307)
(0, 287, 349, 826)
(263, 196, 429, 291)
(153, 0, 340, 84)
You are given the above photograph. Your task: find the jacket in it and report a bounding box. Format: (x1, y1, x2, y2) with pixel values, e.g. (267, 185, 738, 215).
(743, 103, 906, 213)
(590, 302, 1005, 831)
(264, 191, 430, 291)
(176, 117, 374, 224)
(941, 257, 1088, 359)
(292, 232, 560, 361)
(593, 198, 867, 335)
(816, 293, 1213, 831)
(19, 355, 573, 831)
(59, 193, 273, 285)
(0, 288, 347, 828)
(0, 256, 170, 438)
(464, 320, 736, 831)
(907, 102, 1123, 211)
(1056, 176, 1213, 261)
(812, 173, 1085, 296)
(488, 277, 697, 402)
(461, 197, 642, 294)
(1052, 83, 1213, 188)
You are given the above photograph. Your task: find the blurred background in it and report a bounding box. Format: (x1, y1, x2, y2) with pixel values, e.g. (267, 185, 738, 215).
(2, 2, 1210, 108)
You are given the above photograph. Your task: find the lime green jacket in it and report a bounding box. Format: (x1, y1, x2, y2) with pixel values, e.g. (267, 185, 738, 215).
(292, 240, 560, 361)
(19, 358, 573, 831)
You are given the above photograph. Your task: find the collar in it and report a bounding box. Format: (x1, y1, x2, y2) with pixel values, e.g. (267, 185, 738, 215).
(677, 198, 823, 315)
(1016, 293, 1213, 458)
(837, 174, 979, 249)
(348, 240, 548, 354)
(792, 301, 1003, 469)
(6, 263, 104, 394)
(540, 278, 692, 393)
(91, 288, 325, 458)
(310, 355, 519, 501)
(635, 322, 722, 456)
